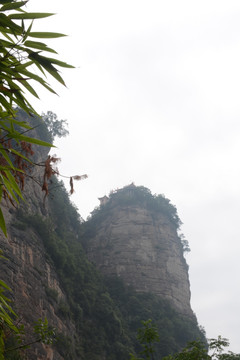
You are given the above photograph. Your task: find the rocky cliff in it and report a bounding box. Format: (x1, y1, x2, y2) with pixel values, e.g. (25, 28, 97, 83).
(86, 203, 191, 317)
(0, 112, 76, 360)
(1, 214, 75, 360)
(0, 113, 205, 359)
(84, 185, 192, 318)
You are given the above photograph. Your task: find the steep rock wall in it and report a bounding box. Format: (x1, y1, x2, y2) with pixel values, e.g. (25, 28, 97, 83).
(1, 222, 73, 360)
(86, 204, 193, 317)
(0, 125, 75, 359)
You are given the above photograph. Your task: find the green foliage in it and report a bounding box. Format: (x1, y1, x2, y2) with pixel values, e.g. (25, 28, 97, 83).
(178, 234, 190, 254)
(0, 0, 73, 235)
(0, 1, 73, 357)
(15, 107, 52, 144)
(89, 185, 182, 230)
(0, 251, 18, 359)
(131, 324, 240, 360)
(105, 276, 205, 359)
(56, 333, 77, 360)
(0, 0, 73, 116)
(58, 300, 71, 319)
(34, 318, 56, 345)
(163, 340, 209, 360)
(130, 319, 160, 360)
(0, 316, 56, 359)
(137, 320, 160, 359)
(48, 177, 83, 233)
(163, 336, 240, 360)
(14, 179, 204, 359)
(45, 287, 58, 303)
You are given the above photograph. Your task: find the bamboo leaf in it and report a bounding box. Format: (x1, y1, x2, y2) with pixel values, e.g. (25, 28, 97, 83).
(22, 19, 33, 42)
(4, 170, 23, 198)
(45, 67, 66, 86)
(17, 78, 39, 98)
(0, 280, 11, 291)
(24, 40, 58, 54)
(0, 1, 27, 11)
(18, 68, 47, 83)
(18, 68, 57, 94)
(0, 13, 22, 33)
(32, 58, 46, 76)
(37, 80, 57, 94)
(0, 0, 18, 4)
(15, 60, 34, 71)
(13, 92, 34, 114)
(28, 52, 66, 86)
(21, 18, 24, 33)
(0, 25, 13, 34)
(0, 146, 14, 168)
(9, 133, 54, 147)
(0, 28, 14, 41)
(0, 41, 26, 52)
(9, 12, 55, 20)
(29, 31, 67, 39)
(0, 38, 15, 47)
(2, 177, 21, 203)
(0, 94, 10, 111)
(0, 206, 7, 237)
(45, 57, 74, 68)
(1, 117, 32, 129)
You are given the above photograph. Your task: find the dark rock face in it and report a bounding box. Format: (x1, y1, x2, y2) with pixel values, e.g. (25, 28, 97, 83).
(86, 204, 193, 317)
(1, 222, 72, 360)
(0, 137, 74, 360)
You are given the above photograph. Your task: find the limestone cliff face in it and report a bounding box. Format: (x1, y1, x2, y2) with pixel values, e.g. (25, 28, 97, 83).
(0, 121, 75, 360)
(1, 220, 73, 360)
(85, 193, 193, 317)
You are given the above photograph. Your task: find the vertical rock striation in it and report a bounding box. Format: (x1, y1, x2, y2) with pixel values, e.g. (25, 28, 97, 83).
(0, 118, 75, 360)
(85, 187, 193, 317)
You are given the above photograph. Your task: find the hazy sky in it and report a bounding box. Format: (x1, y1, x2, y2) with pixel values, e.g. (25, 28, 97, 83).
(27, 0, 240, 352)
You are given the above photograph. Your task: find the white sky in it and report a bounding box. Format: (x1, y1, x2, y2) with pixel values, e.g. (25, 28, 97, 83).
(27, 0, 240, 353)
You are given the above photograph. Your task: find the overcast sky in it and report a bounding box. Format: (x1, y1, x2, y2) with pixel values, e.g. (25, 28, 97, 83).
(27, 0, 240, 352)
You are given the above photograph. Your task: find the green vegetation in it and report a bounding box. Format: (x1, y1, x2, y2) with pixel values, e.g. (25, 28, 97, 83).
(0, 0, 73, 235)
(129, 319, 160, 360)
(105, 276, 205, 358)
(163, 336, 240, 360)
(2, 317, 55, 360)
(0, 0, 73, 357)
(13, 177, 205, 359)
(131, 322, 240, 360)
(84, 184, 189, 254)
(89, 185, 182, 229)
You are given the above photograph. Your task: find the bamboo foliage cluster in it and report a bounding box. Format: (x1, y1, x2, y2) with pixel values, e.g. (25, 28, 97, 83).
(0, 0, 73, 115)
